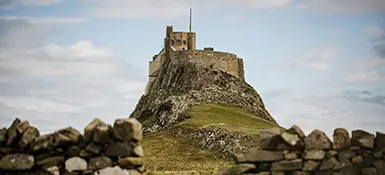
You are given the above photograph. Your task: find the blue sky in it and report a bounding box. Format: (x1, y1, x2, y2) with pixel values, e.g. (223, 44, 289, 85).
(0, 0, 384, 136)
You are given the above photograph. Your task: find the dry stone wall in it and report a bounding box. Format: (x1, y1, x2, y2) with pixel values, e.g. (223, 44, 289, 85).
(0, 118, 145, 175)
(222, 126, 385, 175)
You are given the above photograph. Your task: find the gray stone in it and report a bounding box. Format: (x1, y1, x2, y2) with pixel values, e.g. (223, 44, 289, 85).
(373, 151, 383, 158)
(362, 153, 375, 167)
(45, 166, 60, 175)
(304, 150, 325, 160)
(16, 121, 30, 134)
(0, 127, 7, 145)
(6, 118, 21, 146)
(319, 157, 338, 170)
(304, 129, 332, 150)
(333, 128, 351, 150)
(287, 125, 305, 138)
(285, 152, 298, 160)
(94, 166, 129, 175)
(351, 130, 375, 149)
(281, 131, 303, 149)
(332, 160, 352, 171)
(118, 157, 144, 168)
(327, 150, 338, 157)
(235, 148, 284, 163)
(373, 159, 385, 175)
(84, 118, 102, 143)
(93, 123, 112, 144)
(31, 134, 55, 151)
(338, 150, 356, 161)
(134, 145, 144, 157)
(36, 156, 65, 169)
(66, 146, 81, 157)
(88, 156, 112, 170)
(65, 157, 87, 173)
(18, 126, 40, 149)
(361, 167, 377, 175)
(0, 153, 34, 170)
(112, 118, 143, 142)
(303, 160, 319, 171)
(270, 159, 303, 171)
(104, 142, 134, 157)
(376, 132, 385, 148)
(260, 128, 283, 150)
(54, 127, 81, 147)
(351, 155, 363, 165)
(86, 142, 103, 154)
(79, 149, 95, 157)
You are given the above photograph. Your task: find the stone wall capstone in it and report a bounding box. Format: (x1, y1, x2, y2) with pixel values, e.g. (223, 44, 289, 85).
(0, 118, 146, 175)
(221, 126, 385, 175)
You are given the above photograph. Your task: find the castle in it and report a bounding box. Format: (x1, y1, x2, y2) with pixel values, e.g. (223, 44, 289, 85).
(147, 26, 245, 92)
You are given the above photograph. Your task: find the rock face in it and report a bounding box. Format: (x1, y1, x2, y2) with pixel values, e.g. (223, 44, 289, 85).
(129, 53, 276, 131)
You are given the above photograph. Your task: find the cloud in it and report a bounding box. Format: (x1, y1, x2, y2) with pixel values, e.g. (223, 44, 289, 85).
(0, 16, 87, 24)
(343, 70, 385, 84)
(292, 48, 337, 70)
(82, 0, 293, 19)
(342, 90, 385, 106)
(0, 18, 146, 133)
(0, 0, 61, 9)
(296, 0, 385, 13)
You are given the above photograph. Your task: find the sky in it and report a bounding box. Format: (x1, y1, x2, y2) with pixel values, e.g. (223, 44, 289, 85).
(0, 0, 384, 136)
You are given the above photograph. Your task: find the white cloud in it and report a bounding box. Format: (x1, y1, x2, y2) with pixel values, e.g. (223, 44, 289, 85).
(343, 70, 385, 84)
(292, 48, 338, 70)
(297, 0, 385, 13)
(21, 0, 62, 6)
(0, 16, 87, 24)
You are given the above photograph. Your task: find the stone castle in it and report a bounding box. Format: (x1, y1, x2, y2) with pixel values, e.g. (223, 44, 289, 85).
(147, 26, 245, 91)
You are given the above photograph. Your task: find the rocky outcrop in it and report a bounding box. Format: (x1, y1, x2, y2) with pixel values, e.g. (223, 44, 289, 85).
(0, 118, 145, 175)
(221, 127, 385, 175)
(130, 51, 276, 132)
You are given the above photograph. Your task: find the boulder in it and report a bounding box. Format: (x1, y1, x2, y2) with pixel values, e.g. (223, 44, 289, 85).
(281, 131, 303, 149)
(284, 152, 298, 160)
(112, 118, 142, 142)
(376, 132, 385, 148)
(332, 160, 352, 171)
(66, 146, 81, 157)
(134, 145, 144, 157)
(260, 128, 284, 150)
(45, 166, 60, 175)
(0, 127, 7, 145)
(118, 157, 144, 168)
(287, 125, 306, 138)
(303, 160, 319, 171)
(270, 159, 303, 171)
(86, 142, 103, 154)
(54, 127, 82, 147)
(333, 128, 351, 150)
(84, 118, 102, 143)
(235, 148, 284, 163)
(373, 159, 385, 175)
(319, 157, 338, 170)
(65, 157, 87, 173)
(93, 123, 112, 144)
(19, 126, 40, 149)
(88, 156, 112, 170)
(36, 156, 65, 169)
(0, 153, 34, 170)
(304, 129, 332, 150)
(351, 130, 374, 149)
(16, 121, 30, 134)
(95, 166, 129, 175)
(6, 118, 21, 146)
(304, 150, 325, 160)
(338, 150, 356, 161)
(31, 134, 55, 151)
(104, 142, 134, 157)
(351, 155, 363, 165)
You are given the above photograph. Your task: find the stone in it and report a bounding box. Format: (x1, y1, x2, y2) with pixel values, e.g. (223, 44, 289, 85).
(0, 153, 34, 170)
(6, 118, 21, 146)
(54, 127, 81, 147)
(304, 129, 332, 150)
(287, 125, 306, 138)
(338, 150, 356, 161)
(376, 132, 385, 148)
(0, 127, 7, 145)
(319, 157, 338, 170)
(234, 148, 284, 163)
(303, 160, 319, 171)
(327, 150, 338, 157)
(36, 156, 65, 169)
(332, 160, 352, 171)
(351, 155, 363, 164)
(281, 131, 303, 149)
(84, 118, 102, 143)
(79, 149, 95, 157)
(292, 172, 311, 175)
(16, 121, 30, 134)
(258, 163, 270, 171)
(45, 166, 60, 175)
(118, 157, 144, 168)
(373, 159, 385, 174)
(351, 130, 375, 149)
(260, 128, 283, 150)
(86, 142, 103, 154)
(285, 152, 298, 160)
(126, 169, 142, 175)
(88, 156, 112, 170)
(112, 118, 143, 142)
(94, 166, 129, 175)
(333, 128, 351, 150)
(134, 145, 144, 157)
(226, 164, 256, 175)
(66, 146, 81, 157)
(18, 126, 40, 149)
(31, 134, 56, 151)
(362, 153, 375, 167)
(361, 167, 377, 175)
(270, 159, 303, 171)
(374, 151, 383, 158)
(65, 157, 87, 173)
(104, 142, 134, 157)
(271, 172, 284, 175)
(93, 123, 112, 144)
(304, 150, 325, 160)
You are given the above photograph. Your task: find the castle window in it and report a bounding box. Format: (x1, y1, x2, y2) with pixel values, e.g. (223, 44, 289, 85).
(183, 40, 187, 45)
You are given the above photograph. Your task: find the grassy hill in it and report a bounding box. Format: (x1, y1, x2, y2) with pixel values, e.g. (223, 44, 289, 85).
(141, 104, 281, 174)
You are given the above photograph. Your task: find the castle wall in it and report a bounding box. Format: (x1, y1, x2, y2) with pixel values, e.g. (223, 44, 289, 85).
(172, 50, 245, 79)
(237, 58, 245, 81)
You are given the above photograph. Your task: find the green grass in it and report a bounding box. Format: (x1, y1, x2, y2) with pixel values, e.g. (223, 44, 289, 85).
(178, 104, 279, 135)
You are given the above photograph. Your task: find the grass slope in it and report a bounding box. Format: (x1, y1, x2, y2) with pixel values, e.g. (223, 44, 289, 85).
(142, 104, 280, 174)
